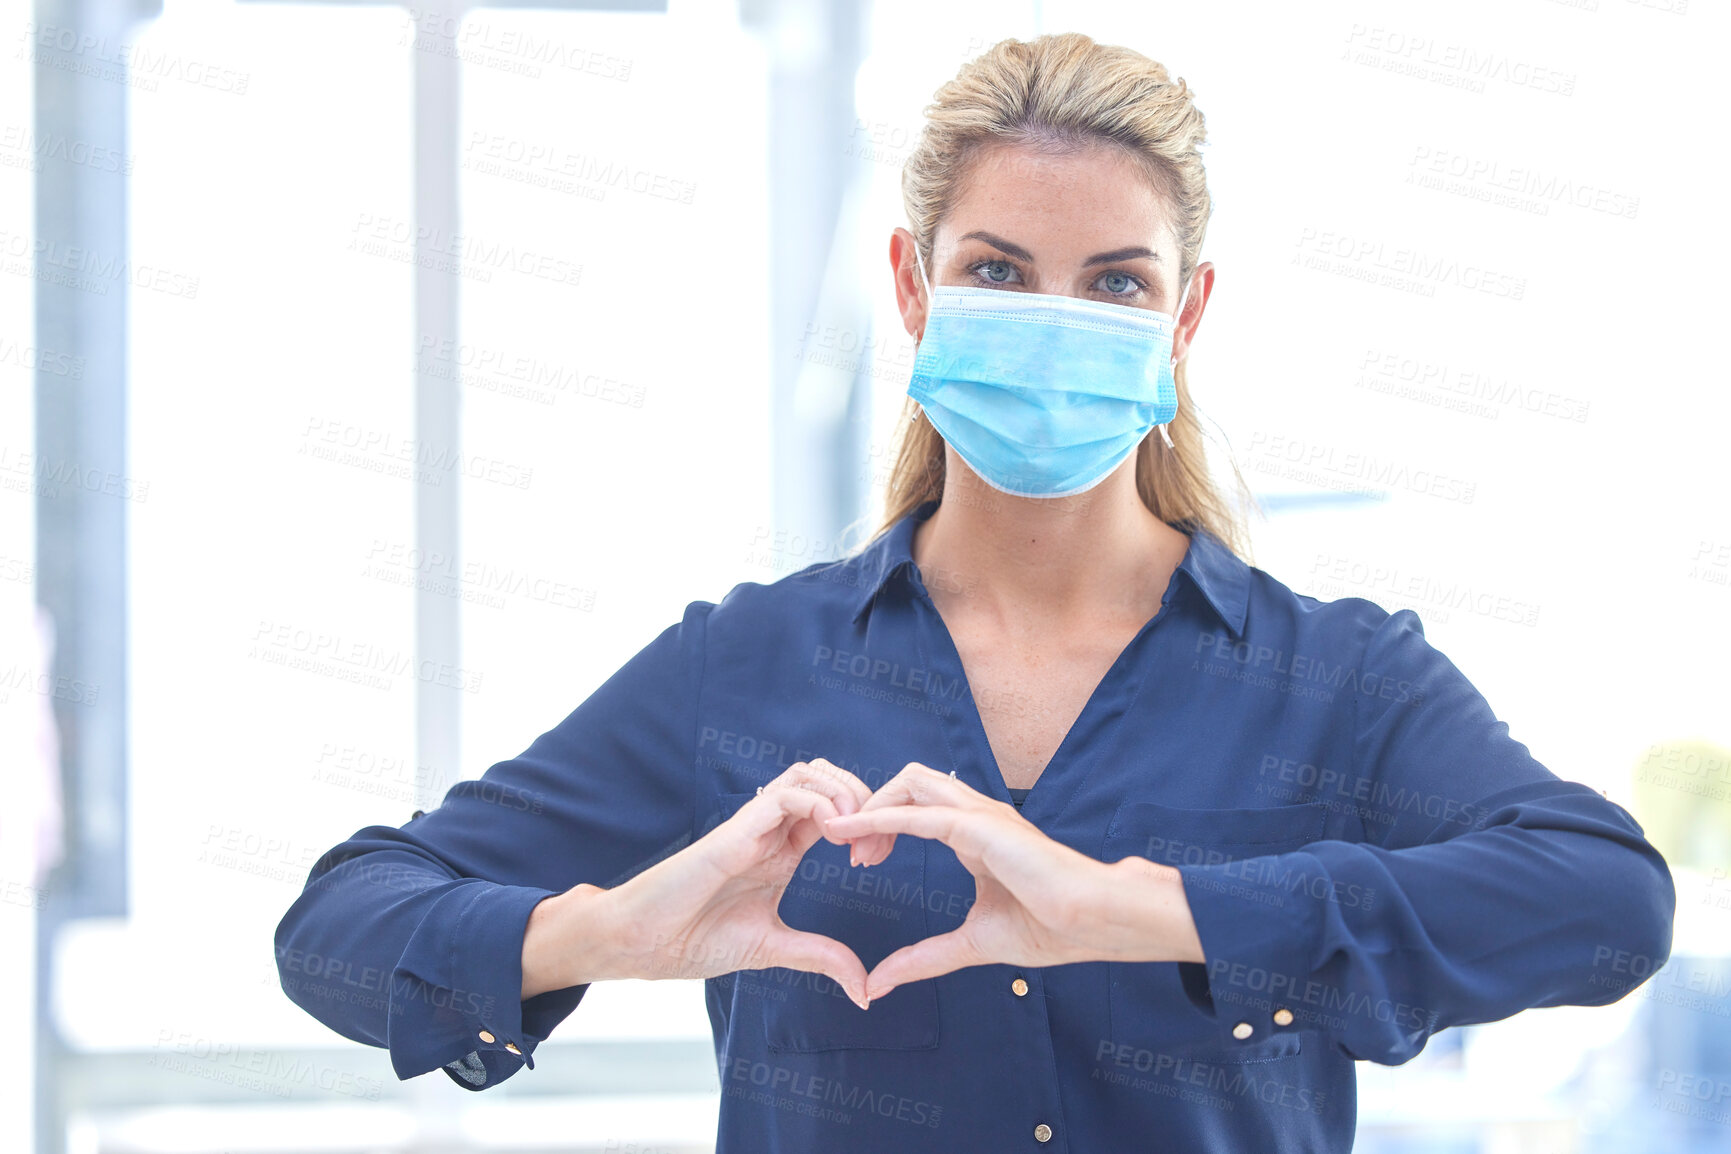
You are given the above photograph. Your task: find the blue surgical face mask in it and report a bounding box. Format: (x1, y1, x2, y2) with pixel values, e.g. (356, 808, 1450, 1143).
(907, 241, 1191, 499)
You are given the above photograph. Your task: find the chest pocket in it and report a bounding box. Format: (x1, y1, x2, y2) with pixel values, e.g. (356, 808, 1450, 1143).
(709, 791, 940, 1053)
(1101, 800, 1329, 1064)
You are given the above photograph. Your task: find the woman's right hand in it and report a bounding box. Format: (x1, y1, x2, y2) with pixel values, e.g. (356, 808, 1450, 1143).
(521, 759, 888, 1009)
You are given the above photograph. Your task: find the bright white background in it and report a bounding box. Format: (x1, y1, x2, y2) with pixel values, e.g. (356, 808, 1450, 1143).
(1, 0, 1726, 1151)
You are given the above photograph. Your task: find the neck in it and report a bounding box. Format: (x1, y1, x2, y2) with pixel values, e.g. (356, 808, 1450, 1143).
(910, 449, 1189, 626)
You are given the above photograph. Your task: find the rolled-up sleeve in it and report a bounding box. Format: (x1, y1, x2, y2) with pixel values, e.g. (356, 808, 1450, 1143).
(1173, 607, 1677, 1064)
(274, 598, 711, 1089)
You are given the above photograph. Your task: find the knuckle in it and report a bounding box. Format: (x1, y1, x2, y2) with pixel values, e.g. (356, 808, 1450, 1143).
(793, 759, 843, 791)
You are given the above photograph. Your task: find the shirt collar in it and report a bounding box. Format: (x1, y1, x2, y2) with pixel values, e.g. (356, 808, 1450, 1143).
(846, 498, 1250, 638)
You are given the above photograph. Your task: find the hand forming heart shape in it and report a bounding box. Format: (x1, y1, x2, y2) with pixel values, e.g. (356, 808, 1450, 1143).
(587, 758, 1202, 1012)
(823, 761, 1204, 1001)
(560, 761, 1197, 1017)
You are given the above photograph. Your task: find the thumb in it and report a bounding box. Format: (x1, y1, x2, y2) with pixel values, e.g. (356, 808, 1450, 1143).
(760, 925, 871, 1010)
(864, 929, 982, 1000)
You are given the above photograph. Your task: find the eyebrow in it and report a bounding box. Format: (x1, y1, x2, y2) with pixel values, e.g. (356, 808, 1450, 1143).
(956, 230, 1163, 266)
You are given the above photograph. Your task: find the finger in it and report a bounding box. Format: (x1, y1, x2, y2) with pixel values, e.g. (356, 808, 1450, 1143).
(777, 786, 842, 856)
(775, 759, 883, 860)
(732, 785, 840, 865)
(824, 804, 980, 861)
(802, 758, 894, 865)
(781, 758, 871, 816)
(864, 928, 986, 1000)
(761, 925, 871, 1010)
(848, 761, 983, 861)
(856, 761, 973, 811)
(856, 763, 992, 864)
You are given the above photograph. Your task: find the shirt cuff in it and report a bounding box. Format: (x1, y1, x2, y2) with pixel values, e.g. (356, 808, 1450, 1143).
(386, 881, 587, 1086)
(1174, 852, 1326, 1051)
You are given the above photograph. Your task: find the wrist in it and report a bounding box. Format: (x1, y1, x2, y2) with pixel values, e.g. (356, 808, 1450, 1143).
(521, 882, 628, 999)
(1092, 856, 1205, 964)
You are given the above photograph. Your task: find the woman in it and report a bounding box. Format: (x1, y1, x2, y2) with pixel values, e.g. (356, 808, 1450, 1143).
(276, 32, 1675, 1152)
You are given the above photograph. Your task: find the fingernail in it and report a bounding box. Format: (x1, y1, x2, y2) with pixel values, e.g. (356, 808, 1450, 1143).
(850, 849, 858, 867)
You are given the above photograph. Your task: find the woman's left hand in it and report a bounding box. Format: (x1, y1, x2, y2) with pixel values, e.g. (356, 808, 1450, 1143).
(822, 763, 1204, 1002)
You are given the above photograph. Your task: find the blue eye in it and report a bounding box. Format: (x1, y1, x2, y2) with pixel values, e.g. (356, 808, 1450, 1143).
(1099, 271, 1139, 295)
(970, 260, 1019, 286)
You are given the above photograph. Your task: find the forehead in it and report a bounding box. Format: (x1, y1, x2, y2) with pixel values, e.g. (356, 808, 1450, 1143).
(944, 139, 1177, 254)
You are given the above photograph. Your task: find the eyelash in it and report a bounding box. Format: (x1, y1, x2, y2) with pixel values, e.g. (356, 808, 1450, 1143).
(965, 258, 1149, 299)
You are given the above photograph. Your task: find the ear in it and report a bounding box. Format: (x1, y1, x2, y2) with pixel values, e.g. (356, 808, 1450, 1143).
(1171, 260, 1215, 365)
(891, 227, 929, 343)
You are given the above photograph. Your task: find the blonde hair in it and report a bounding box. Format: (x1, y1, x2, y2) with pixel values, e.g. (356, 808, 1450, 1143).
(866, 31, 1256, 558)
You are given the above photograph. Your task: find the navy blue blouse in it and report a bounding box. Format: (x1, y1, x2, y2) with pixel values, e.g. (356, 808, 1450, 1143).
(275, 498, 1675, 1152)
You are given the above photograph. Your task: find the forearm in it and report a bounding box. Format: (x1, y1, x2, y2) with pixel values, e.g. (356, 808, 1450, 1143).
(1172, 785, 1675, 1062)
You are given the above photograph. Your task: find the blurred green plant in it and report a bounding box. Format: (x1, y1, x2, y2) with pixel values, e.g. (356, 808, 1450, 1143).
(1629, 739, 1731, 871)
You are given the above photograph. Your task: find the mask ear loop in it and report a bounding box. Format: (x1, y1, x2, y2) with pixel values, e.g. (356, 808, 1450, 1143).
(1156, 275, 1194, 450)
(910, 238, 933, 423)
